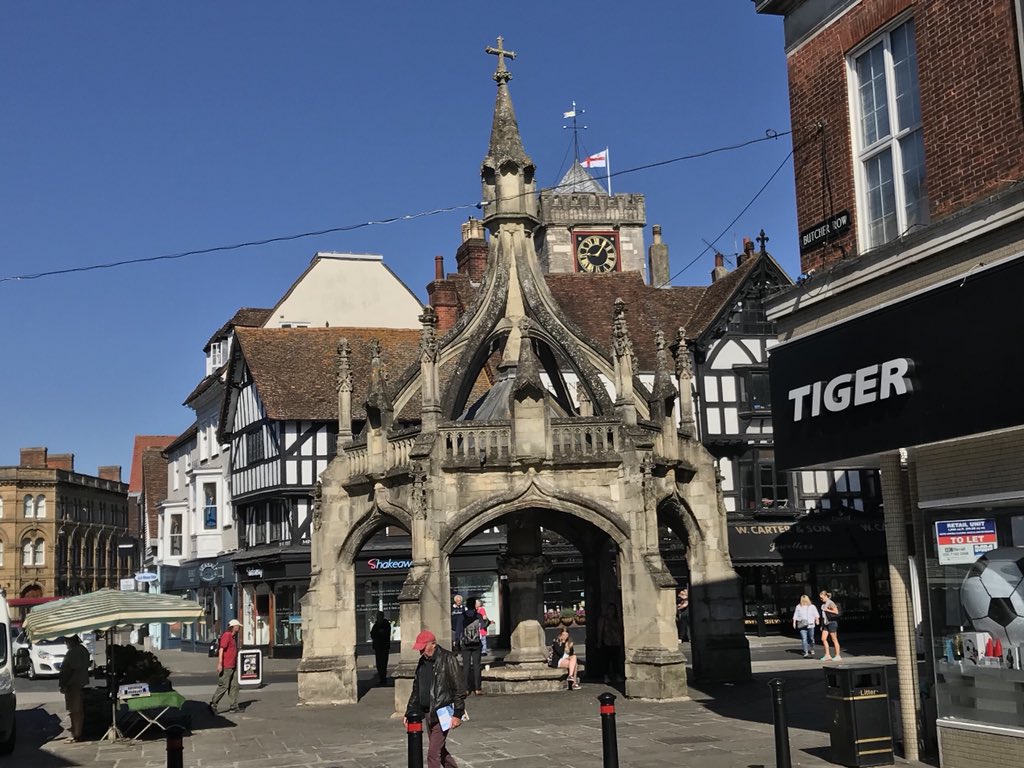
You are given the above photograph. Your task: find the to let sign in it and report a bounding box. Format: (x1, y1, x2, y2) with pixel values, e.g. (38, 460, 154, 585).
(800, 210, 851, 253)
(935, 519, 997, 564)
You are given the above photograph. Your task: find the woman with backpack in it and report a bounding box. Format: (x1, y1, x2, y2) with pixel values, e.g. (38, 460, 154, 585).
(460, 603, 484, 696)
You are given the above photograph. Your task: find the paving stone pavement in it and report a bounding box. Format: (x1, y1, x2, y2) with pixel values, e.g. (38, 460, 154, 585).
(13, 638, 928, 768)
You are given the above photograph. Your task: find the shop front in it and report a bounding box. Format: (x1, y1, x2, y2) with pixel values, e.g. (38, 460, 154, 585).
(233, 547, 310, 658)
(160, 555, 238, 652)
(768, 254, 1024, 756)
(727, 512, 890, 633)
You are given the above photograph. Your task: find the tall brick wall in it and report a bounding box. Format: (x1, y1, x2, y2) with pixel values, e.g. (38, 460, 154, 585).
(786, 0, 1024, 274)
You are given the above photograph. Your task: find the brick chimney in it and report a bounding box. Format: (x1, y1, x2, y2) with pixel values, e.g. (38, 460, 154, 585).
(738, 237, 756, 267)
(47, 453, 75, 471)
(711, 253, 729, 283)
(426, 255, 460, 333)
(98, 465, 122, 482)
(648, 224, 670, 287)
(20, 447, 48, 468)
(456, 218, 488, 282)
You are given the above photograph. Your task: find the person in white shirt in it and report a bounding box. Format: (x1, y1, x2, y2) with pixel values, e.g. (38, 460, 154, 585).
(792, 595, 819, 659)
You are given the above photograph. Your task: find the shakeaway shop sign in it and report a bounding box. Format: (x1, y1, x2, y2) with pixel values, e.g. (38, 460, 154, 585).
(769, 256, 1024, 469)
(935, 519, 997, 565)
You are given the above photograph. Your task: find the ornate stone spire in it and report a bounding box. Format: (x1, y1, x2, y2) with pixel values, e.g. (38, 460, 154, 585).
(670, 327, 693, 380)
(611, 298, 637, 425)
(576, 381, 593, 417)
(365, 338, 393, 430)
(336, 339, 353, 443)
(418, 306, 439, 364)
(511, 318, 545, 400)
(670, 327, 696, 437)
(481, 36, 537, 227)
(651, 329, 677, 403)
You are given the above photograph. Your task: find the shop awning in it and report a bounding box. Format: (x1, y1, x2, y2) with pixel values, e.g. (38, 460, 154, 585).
(23, 589, 204, 642)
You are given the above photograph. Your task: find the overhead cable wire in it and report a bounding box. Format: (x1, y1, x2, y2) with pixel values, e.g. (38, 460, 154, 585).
(0, 129, 792, 285)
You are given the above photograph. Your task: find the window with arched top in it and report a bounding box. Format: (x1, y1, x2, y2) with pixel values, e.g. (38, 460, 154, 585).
(0, 498, 4, 518)
(0, 540, 5, 566)
(34, 538, 45, 566)
(22, 539, 34, 566)
(24, 495, 34, 518)
(35, 495, 46, 518)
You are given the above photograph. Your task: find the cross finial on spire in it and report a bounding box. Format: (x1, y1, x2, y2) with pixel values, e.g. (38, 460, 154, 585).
(485, 36, 516, 84)
(756, 229, 769, 254)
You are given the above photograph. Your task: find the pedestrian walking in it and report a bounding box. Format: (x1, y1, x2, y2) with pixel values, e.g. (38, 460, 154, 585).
(792, 595, 819, 658)
(370, 610, 393, 684)
(450, 594, 465, 651)
(404, 629, 467, 768)
(819, 590, 842, 661)
(460, 603, 484, 696)
(675, 588, 690, 642)
(474, 599, 490, 656)
(58, 634, 90, 742)
(210, 618, 242, 714)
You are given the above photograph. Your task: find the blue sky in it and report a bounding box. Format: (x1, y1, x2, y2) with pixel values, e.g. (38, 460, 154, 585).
(0, 2, 794, 477)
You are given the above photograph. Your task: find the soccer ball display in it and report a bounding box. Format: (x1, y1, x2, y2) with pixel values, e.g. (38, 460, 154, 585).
(960, 547, 1024, 646)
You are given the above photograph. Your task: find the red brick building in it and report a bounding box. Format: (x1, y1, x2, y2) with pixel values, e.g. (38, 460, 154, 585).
(756, 2, 1024, 765)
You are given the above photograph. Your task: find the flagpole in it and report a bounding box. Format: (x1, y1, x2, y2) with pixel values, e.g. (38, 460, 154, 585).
(606, 147, 612, 196)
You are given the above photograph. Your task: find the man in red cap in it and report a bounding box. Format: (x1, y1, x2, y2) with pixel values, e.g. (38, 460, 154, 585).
(404, 629, 467, 768)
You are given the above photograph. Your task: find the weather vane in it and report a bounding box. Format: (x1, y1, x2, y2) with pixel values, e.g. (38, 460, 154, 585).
(562, 101, 587, 163)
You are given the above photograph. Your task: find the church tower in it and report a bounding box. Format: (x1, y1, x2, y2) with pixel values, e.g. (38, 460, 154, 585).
(535, 161, 648, 279)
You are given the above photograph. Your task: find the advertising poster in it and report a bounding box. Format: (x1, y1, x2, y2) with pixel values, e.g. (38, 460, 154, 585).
(935, 519, 997, 564)
(238, 648, 263, 686)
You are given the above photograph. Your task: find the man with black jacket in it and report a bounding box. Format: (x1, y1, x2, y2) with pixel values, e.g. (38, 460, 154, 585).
(404, 630, 467, 768)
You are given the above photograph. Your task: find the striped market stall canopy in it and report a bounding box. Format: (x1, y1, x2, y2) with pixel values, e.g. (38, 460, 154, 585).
(23, 589, 204, 641)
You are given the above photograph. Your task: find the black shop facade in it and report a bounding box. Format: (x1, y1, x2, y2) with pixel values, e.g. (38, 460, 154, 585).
(728, 509, 890, 633)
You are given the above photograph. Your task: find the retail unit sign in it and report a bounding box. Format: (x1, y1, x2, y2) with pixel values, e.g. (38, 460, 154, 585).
(367, 558, 412, 571)
(935, 519, 998, 565)
(769, 257, 1024, 469)
(799, 210, 851, 253)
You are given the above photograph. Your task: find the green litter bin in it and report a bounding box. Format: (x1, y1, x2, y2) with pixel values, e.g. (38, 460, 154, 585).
(824, 664, 894, 767)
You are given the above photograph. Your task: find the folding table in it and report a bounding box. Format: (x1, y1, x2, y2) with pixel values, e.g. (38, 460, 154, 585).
(118, 690, 187, 741)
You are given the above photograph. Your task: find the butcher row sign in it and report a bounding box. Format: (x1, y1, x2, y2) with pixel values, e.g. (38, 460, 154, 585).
(799, 210, 851, 253)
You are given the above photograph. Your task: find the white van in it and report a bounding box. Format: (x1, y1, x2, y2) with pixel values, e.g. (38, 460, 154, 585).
(0, 596, 16, 753)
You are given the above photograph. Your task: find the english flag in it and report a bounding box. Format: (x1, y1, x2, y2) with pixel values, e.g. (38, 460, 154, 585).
(581, 149, 607, 169)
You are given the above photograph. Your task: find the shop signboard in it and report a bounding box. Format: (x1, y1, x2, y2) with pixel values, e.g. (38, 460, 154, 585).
(134, 572, 159, 584)
(799, 210, 851, 253)
(238, 649, 262, 686)
(769, 256, 1024, 469)
(119, 578, 136, 591)
(935, 519, 998, 564)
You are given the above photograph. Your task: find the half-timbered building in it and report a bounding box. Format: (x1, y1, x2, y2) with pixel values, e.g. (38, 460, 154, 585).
(220, 327, 421, 655)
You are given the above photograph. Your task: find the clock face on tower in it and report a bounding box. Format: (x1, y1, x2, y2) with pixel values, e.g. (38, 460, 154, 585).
(574, 232, 619, 273)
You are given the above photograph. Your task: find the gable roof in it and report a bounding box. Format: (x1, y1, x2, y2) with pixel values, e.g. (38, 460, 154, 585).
(232, 327, 423, 423)
(128, 435, 176, 494)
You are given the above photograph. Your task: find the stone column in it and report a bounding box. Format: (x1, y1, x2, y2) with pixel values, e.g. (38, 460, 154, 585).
(879, 452, 920, 761)
(500, 521, 547, 663)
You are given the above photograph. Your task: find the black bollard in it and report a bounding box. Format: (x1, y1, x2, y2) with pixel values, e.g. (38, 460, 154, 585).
(597, 692, 620, 768)
(756, 604, 767, 638)
(406, 712, 424, 768)
(769, 678, 792, 768)
(166, 727, 184, 768)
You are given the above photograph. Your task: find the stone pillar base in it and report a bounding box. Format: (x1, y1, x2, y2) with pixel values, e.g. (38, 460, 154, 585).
(392, 659, 417, 717)
(482, 662, 568, 694)
(691, 634, 751, 683)
(297, 655, 357, 706)
(624, 647, 689, 700)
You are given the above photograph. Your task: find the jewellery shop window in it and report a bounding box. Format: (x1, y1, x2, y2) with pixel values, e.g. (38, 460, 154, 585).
(927, 508, 1024, 729)
(273, 582, 307, 647)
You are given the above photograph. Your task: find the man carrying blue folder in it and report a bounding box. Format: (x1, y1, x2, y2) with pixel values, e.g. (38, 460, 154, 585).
(404, 629, 467, 768)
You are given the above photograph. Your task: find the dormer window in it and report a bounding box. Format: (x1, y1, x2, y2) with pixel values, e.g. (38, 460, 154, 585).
(208, 341, 224, 374)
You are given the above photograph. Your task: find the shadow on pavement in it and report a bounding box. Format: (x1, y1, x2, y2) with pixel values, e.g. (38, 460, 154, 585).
(11, 708, 80, 765)
(688, 668, 831, 735)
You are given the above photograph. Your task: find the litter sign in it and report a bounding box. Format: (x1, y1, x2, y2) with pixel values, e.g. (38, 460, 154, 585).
(935, 519, 997, 564)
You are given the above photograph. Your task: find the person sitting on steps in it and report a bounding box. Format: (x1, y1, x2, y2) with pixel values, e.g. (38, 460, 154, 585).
(549, 627, 581, 690)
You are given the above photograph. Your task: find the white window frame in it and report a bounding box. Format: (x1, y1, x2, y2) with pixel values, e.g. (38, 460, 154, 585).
(35, 494, 46, 519)
(847, 14, 927, 250)
(34, 538, 45, 567)
(23, 494, 34, 519)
